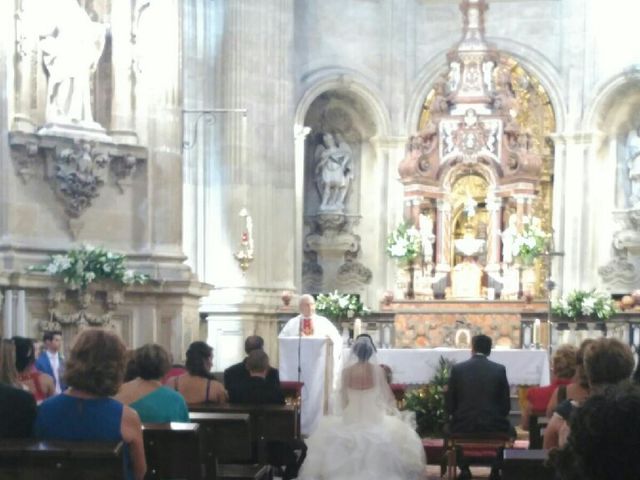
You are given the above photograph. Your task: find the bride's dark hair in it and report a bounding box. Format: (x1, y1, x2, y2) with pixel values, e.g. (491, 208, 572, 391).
(352, 335, 376, 362)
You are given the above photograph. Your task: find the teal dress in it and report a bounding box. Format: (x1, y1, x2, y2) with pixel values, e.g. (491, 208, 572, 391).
(130, 386, 189, 423)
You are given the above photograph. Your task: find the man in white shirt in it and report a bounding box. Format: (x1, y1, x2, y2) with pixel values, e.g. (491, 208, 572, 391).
(35, 331, 65, 394)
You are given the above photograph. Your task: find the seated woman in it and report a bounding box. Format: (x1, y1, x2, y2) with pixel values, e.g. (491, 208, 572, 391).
(12, 336, 55, 404)
(0, 338, 36, 438)
(166, 341, 227, 404)
(116, 344, 189, 423)
(35, 329, 146, 480)
(543, 337, 634, 450)
(545, 339, 593, 418)
(298, 336, 426, 480)
(551, 383, 640, 480)
(520, 344, 576, 430)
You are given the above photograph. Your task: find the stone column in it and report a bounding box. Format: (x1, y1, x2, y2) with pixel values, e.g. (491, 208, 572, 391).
(12, 0, 36, 132)
(485, 193, 502, 269)
(109, 0, 138, 144)
(294, 125, 311, 290)
(435, 199, 452, 271)
(2, 290, 13, 338)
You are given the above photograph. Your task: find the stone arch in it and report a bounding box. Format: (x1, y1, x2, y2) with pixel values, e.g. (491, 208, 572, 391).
(440, 161, 500, 194)
(295, 69, 391, 138)
(584, 68, 640, 134)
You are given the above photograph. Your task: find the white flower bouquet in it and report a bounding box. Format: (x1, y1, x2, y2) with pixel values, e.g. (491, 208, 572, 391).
(552, 289, 617, 321)
(512, 216, 549, 265)
(386, 223, 422, 264)
(29, 245, 149, 290)
(315, 291, 369, 324)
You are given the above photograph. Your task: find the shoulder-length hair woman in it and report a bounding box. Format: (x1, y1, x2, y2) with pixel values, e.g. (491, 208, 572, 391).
(167, 341, 227, 404)
(35, 329, 146, 480)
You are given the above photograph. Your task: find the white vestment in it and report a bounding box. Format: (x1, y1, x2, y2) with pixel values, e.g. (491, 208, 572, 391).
(279, 314, 343, 389)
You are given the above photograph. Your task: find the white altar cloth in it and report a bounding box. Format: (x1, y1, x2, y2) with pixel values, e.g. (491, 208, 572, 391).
(279, 337, 334, 435)
(347, 348, 550, 386)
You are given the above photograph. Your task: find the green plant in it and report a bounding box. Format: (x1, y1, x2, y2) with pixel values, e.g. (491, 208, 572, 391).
(552, 289, 616, 321)
(28, 245, 149, 291)
(386, 222, 422, 264)
(403, 356, 455, 436)
(512, 216, 549, 265)
(315, 291, 369, 323)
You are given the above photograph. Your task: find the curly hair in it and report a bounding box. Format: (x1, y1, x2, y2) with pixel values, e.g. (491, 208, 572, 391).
(552, 344, 578, 380)
(63, 329, 126, 396)
(135, 344, 171, 380)
(185, 341, 213, 378)
(550, 383, 640, 480)
(584, 338, 634, 388)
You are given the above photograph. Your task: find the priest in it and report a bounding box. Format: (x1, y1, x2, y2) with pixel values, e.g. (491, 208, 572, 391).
(279, 294, 343, 387)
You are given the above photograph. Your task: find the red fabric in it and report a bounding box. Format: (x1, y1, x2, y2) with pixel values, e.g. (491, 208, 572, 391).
(163, 366, 187, 384)
(422, 438, 445, 465)
(280, 381, 304, 395)
(526, 378, 571, 413)
(18, 371, 46, 402)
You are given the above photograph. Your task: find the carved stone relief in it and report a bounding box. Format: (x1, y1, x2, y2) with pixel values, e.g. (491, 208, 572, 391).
(9, 131, 147, 235)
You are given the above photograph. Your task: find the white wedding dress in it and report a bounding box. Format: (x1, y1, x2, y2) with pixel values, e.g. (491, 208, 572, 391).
(298, 338, 426, 480)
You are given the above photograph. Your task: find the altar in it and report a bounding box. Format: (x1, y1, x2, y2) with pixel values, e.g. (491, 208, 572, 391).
(366, 348, 550, 386)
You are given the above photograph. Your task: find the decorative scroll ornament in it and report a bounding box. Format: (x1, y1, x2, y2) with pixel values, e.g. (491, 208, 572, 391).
(9, 131, 147, 232)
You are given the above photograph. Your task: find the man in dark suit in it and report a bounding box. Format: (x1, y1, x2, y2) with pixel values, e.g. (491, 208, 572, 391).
(224, 335, 280, 403)
(446, 334, 513, 480)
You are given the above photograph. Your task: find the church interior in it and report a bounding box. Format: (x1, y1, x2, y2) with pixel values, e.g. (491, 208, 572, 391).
(2, 0, 640, 479)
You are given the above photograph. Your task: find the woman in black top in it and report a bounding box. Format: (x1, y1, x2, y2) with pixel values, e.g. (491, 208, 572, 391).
(0, 339, 36, 438)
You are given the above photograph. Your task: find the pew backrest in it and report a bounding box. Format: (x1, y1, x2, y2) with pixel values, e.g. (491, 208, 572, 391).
(502, 448, 553, 480)
(142, 422, 201, 480)
(0, 439, 124, 480)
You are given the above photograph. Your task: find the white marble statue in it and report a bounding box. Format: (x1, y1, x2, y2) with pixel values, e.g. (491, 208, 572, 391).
(626, 126, 640, 208)
(419, 213, 436, 263)
(314, 132, 353, 212)
(39, 0, 106, 125)
(501, 213, 518, 264)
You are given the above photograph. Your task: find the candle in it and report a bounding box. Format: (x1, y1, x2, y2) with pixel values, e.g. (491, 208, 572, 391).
(354, 318, 362, 338)
(533, 318, 540, 346)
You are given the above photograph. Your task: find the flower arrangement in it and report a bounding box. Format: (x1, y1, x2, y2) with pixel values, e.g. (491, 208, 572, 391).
(315, 291, 369, 324)
(551, 289, 617, 321)
(512, 216, 549, 265)
(29, 245, 149, 290)
(386, 223, 422, 264)
(403, 356, 455, 436)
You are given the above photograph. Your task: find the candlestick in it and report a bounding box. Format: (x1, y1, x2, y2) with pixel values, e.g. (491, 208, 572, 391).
(354, 318, 362, 338)
(533, 318, 540, 347)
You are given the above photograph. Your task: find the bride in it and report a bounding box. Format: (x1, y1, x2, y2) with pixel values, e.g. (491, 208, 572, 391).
(298, 335, 426, 480)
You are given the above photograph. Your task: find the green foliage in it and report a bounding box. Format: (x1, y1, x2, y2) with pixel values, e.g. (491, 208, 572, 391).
(403, 356, 455, 437)
(512, 216, 549, 265)
(315, 291, 369, 323)
(386, 222, 422, 264)
(28, 245, 149, 291)
(551, 289, 616, 321)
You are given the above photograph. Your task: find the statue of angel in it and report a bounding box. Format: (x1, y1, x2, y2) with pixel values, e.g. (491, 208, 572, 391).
(314, 132, 353, 213)
(626, 126, 640, 208)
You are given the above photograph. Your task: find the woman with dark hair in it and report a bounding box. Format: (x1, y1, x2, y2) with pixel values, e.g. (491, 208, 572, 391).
(299, 336, 426, 480)
(166, 341, 227, 404)
(35, 329, 146, 480)
(12, 336, 54, 403)
(543, 337, 635, 450)
(0, 338, 37, 438)
(116, 344, 189, 423)
(550, 383, 640, 480)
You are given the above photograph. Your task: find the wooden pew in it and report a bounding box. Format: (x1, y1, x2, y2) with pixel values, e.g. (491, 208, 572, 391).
(142, 422, 201, 480)
(502, 449, 554, 480)
(0, 439, 124, 480)
(188, 403, 300, 464)
(189, 412, 272, 480)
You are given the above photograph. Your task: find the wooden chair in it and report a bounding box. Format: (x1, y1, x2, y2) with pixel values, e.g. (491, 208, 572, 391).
(0, 439, 124, 480)
(445, 432, 513, 480)
(189, 412, 271, 480)
(142, 422, 201, 480)
(502, 449, 553, 480)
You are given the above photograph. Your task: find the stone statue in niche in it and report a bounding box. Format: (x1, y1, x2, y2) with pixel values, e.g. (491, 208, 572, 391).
(625, 125, 640, 208)
(500, 213, 518, 264)
(419, 213, 436, 263)
(39, 0, 106, 125)
(314, 132, 353, 213)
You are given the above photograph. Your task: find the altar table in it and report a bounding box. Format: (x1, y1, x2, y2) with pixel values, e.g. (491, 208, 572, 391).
(349, 348, 550, 386)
